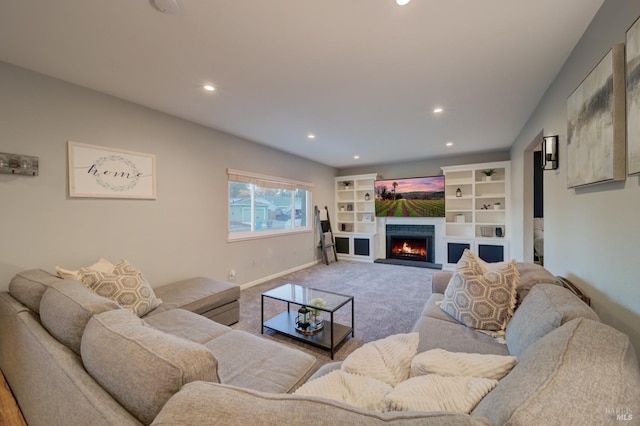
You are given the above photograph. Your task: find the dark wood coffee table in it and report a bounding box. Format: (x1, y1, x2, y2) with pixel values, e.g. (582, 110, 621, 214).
(261, 283, 354, 359)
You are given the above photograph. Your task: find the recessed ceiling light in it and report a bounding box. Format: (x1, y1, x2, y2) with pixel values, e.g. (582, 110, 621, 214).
(203, 85, 215, 92)
(396, 0, 411, 5)
(354, 155, 360, 160)
(307, 134, 316, 140)
(446, 141, 454, 147)
(433, 107, 443, 113)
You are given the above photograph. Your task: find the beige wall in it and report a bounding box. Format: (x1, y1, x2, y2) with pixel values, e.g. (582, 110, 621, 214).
(510, 0, 640, 357)
(0, 62, 336, 290)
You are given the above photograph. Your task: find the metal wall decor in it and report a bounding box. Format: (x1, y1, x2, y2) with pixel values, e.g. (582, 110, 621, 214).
(541, 135, 559, 170)
(0, 153, 39, 176)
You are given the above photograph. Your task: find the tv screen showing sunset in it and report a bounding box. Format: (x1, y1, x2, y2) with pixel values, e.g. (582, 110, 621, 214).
(374, 176, 445, 217)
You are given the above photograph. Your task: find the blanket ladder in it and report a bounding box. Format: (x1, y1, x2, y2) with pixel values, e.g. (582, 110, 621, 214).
(315, 205, 338, 265)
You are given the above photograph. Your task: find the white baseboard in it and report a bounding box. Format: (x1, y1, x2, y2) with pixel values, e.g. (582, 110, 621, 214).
(240, 260, 321, 290)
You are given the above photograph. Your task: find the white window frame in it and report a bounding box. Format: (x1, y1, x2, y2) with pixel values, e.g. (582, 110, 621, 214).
(227, 169, 313, 242)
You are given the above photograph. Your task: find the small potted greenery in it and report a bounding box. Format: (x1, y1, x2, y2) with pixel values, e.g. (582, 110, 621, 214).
(308, 298, 327, 329)
(493, 202, 502, 210)
(482, 169, 496, 181)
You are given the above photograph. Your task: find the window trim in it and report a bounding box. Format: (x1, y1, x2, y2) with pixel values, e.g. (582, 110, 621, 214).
(227, 169, 313, 242)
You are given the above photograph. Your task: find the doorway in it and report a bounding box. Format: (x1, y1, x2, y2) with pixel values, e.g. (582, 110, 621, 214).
(533, 151, 544, 265)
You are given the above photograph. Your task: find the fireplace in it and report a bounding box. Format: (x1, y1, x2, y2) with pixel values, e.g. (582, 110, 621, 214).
(385, 224, 435, 264)
(389, 237, 428, 262)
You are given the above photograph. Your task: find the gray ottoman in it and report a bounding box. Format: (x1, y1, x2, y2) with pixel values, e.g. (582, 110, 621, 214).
(148, 277, 240, 325)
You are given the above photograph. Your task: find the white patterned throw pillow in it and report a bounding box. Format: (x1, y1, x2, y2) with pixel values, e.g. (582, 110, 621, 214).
(440, 251, 519, 331)
(78, 259, 161, 317)
(341, 333, 419, 386)
(384, 375, 498, 414)
(56, 258, 115, 280)
(411, 349, 516, 380)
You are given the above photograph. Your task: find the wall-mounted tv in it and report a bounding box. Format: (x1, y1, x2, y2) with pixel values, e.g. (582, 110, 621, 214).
(374, 175, 445, 217)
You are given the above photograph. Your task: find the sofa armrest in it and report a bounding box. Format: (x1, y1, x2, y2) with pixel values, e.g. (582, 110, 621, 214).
(432, 271, 452, 294)
(152, 381, 491, 425)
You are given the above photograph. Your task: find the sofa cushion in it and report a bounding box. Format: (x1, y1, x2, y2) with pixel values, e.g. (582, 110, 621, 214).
(411, 349, 516, 380)
(204, 330, 317, 393)
(412, 314, 510, 356)
(473, 318, 640, 425)
(78, 259, 161, 317)
(40, 280, 120, 355)
(440, 259, 518, 331)
(151, 381, 493, 426)
(512, 262, 558, 303)
(431, 262, 558, 304)
(505, 283, 600, 356)
(421, 293, 462, 324)
(81, 309, 219, 425)
(9, 269, 62, 313)
(341, 333, 419, 386)
(143, 308, 231, 344)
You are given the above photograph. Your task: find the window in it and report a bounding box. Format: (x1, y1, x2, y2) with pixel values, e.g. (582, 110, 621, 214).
(228, 169, 312, 240)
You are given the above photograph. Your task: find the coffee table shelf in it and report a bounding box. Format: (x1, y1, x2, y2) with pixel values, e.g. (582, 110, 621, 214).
(261, 284, 354, 359)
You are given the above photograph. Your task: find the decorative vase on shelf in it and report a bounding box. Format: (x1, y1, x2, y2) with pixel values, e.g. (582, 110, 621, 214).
(365, 193, 370, 201)
(456, 188, 462, 197)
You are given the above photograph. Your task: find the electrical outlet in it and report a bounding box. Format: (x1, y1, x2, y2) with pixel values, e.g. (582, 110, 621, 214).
(228, 269, 236, 281)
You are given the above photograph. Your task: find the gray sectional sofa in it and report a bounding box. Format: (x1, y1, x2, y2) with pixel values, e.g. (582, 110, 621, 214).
(1, 264, 639, 425)
(0, 270, 317, 425)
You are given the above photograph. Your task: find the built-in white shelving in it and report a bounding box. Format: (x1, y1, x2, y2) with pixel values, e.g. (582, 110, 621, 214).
(334, 174, 378, 261)
(441, 161, 511, 269)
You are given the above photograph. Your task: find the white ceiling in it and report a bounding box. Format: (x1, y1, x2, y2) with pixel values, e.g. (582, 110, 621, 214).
(0, 0, 604, 168)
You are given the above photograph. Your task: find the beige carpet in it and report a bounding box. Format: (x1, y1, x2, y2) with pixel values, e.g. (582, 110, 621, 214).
(231, 261, 434, 366)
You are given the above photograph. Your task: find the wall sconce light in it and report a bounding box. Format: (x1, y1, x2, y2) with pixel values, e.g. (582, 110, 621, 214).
(541, 135, 558, 170)
(0, 153, 39, 176)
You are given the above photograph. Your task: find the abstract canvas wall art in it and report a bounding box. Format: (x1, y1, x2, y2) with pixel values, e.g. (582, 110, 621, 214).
(627, 17, 640, 176)
(567, 44, 626, 188)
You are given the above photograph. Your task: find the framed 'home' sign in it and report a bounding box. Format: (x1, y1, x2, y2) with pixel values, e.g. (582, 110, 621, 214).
(68, 141, 157, 199)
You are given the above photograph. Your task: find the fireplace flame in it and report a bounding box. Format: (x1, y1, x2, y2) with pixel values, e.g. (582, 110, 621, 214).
(393, 241, 426, 256)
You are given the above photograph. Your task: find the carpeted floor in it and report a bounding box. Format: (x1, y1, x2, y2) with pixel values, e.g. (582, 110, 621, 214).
(231, 261, 433, 366)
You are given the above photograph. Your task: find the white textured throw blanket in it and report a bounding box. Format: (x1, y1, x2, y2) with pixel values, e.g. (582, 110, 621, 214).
(294, 333, 516, 414)
(341, 332, 419, 386)
(411, 349, 516, 380)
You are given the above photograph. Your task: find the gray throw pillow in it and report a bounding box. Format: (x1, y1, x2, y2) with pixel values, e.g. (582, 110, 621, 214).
(505, 283, 599, 356)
